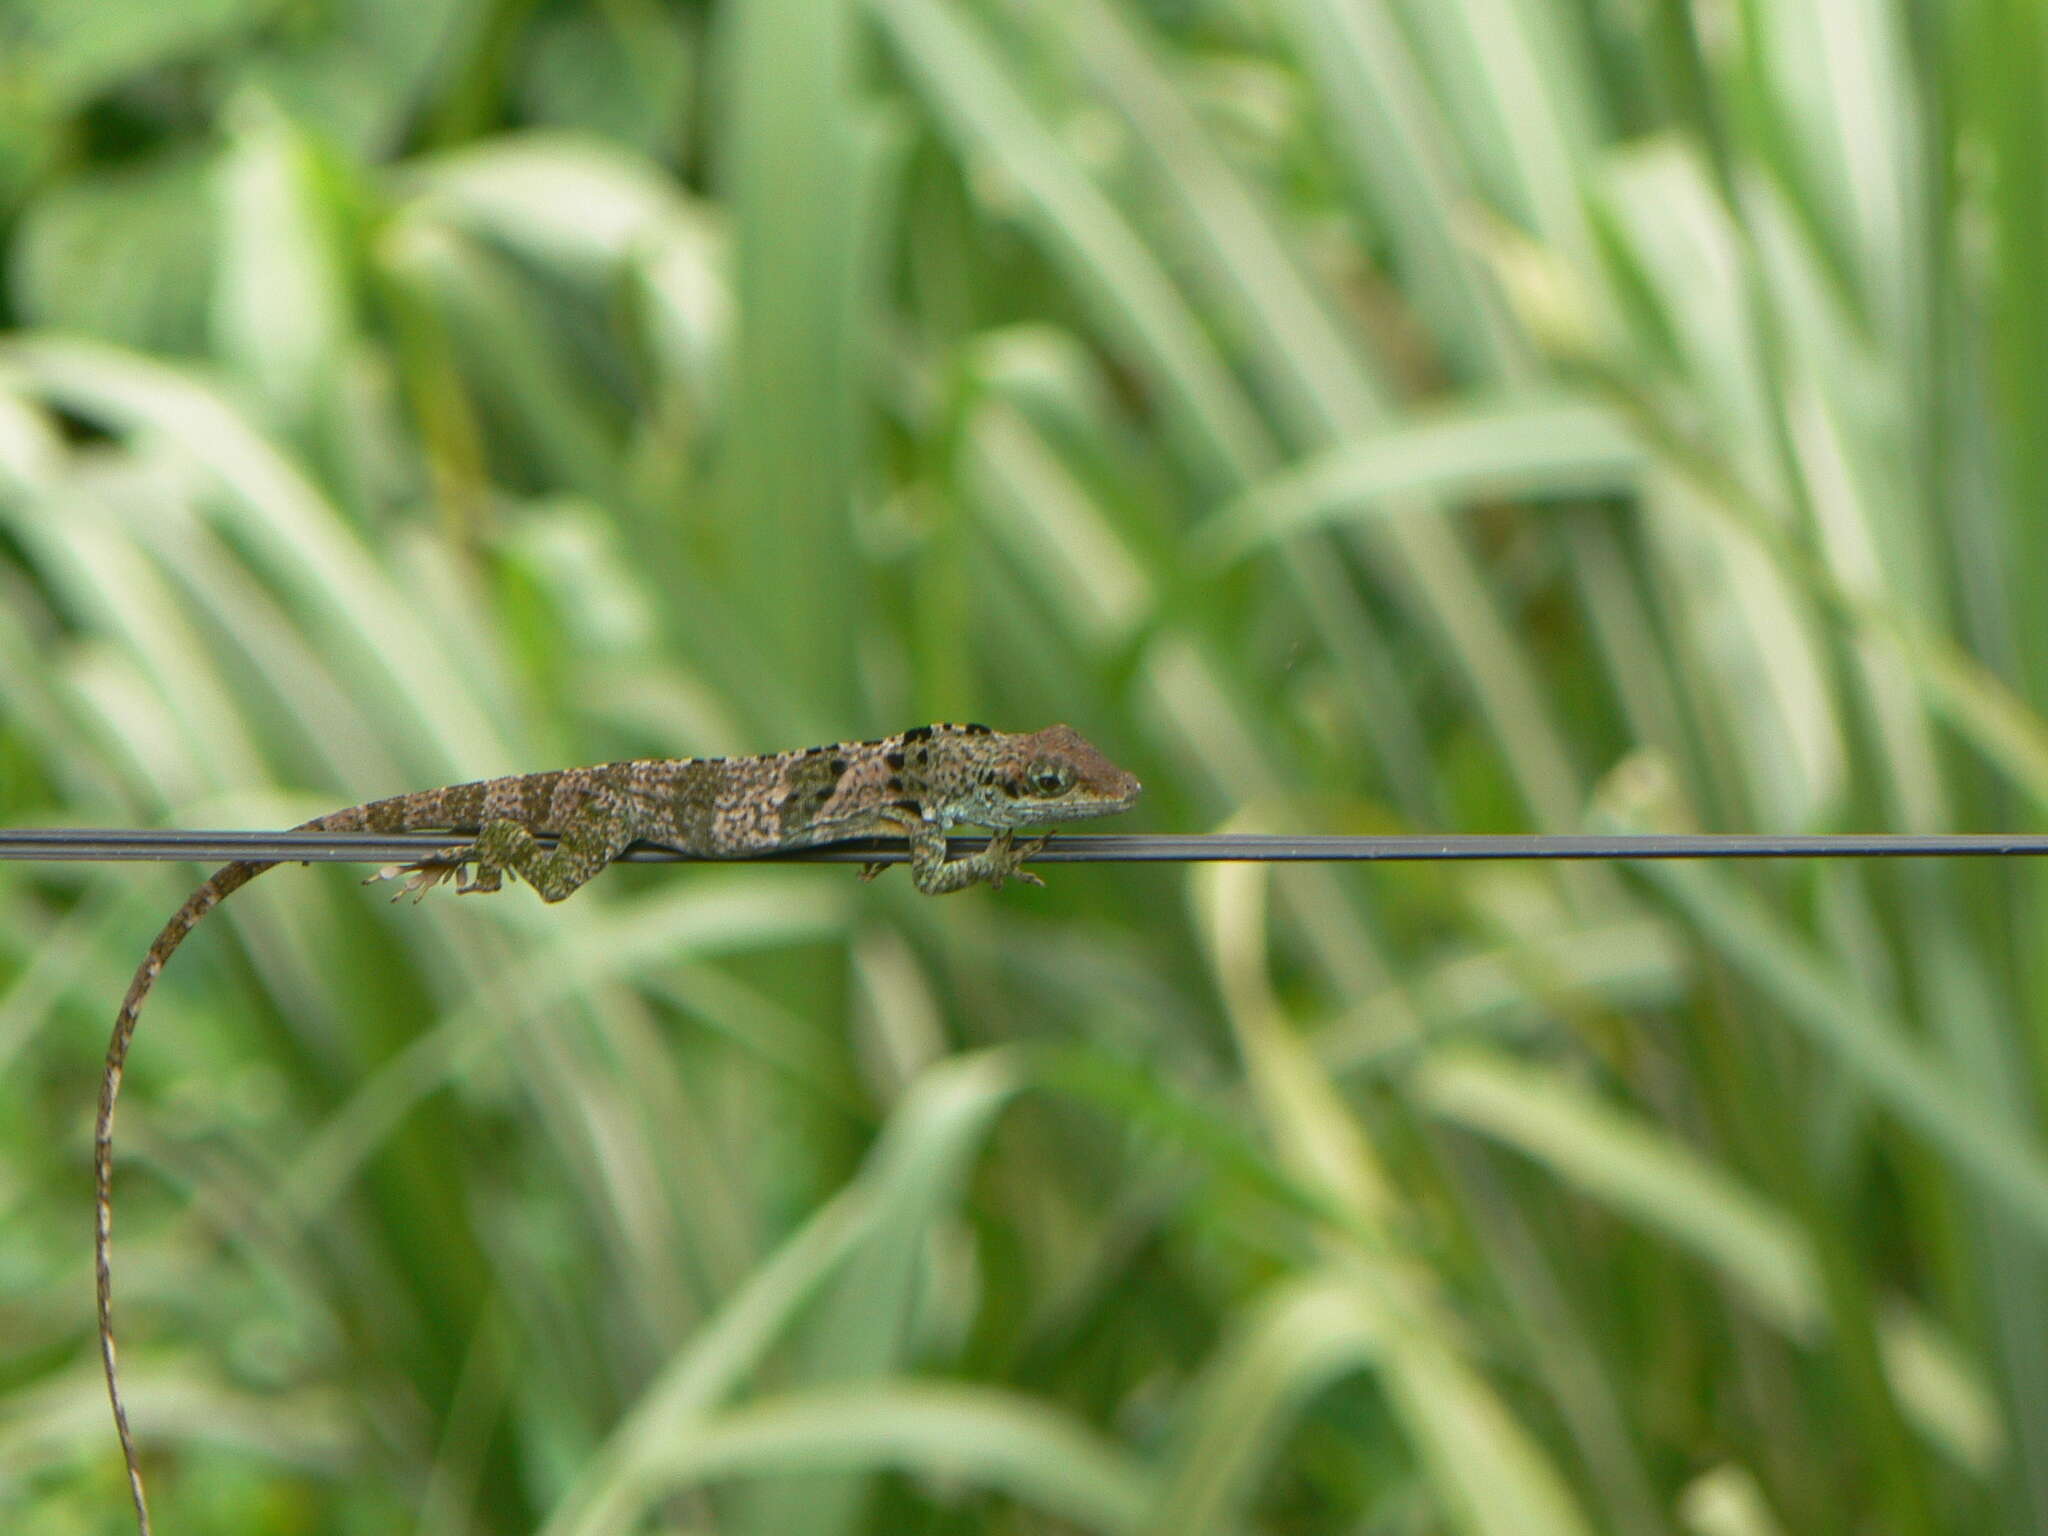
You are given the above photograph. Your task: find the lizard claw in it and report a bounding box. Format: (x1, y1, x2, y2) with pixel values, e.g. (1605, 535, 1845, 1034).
(365, 858, 468, 903)
(985, 834, 1049, 890)
(858, 862, 890, 883)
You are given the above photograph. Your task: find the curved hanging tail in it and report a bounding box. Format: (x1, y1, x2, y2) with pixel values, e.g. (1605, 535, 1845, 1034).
(93, 790, 454, 1533)
(96, 859, 272, 1536)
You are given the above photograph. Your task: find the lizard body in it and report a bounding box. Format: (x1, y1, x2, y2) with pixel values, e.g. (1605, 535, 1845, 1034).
(97, 723, 1139, 1534)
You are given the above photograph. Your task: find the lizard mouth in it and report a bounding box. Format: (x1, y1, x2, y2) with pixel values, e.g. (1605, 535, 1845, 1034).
(1061, 777, 1142, 819)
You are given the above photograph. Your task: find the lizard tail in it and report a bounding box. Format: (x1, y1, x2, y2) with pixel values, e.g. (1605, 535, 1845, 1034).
(96, 794, 443, 1531)
(97, 858, 272, 1536)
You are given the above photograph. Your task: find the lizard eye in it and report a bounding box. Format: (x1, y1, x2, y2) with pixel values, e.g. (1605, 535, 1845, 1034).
(1026, 760, 1074, 797)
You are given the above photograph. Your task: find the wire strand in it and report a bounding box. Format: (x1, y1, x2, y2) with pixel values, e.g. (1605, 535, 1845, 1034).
(7, 828, 2048, 864)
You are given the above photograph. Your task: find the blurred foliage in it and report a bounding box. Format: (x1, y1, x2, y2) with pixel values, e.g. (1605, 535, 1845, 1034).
(3, 0, 2048, 1532)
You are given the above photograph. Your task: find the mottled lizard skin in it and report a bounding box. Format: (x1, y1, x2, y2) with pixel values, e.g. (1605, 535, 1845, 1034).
(96, 723, 1139, 1534)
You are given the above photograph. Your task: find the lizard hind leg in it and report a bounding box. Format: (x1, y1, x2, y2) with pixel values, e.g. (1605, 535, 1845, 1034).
(469, 806, 635, 902)
(364, 822, 549, 900)
(361, 802, 635, 904)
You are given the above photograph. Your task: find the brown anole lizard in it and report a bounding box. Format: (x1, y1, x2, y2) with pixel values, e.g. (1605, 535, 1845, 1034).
(96, 722, 1139, 1534)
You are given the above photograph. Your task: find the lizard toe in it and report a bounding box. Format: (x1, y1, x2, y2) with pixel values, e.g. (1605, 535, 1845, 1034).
(365, 856, 471, 903)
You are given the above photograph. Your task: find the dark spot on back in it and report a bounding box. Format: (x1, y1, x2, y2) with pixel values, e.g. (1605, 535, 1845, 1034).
(964, 722, 992, 735)
(779, 752, 851, 834)
(902, 725, 933, 743)
(884, 751, 906, 770)
(886, 776, 903, 793)
(893, 799, 922, 816)
(913, 747, 929, 766)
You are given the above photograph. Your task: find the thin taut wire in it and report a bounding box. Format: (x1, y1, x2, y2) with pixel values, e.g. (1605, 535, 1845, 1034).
(8, 828, 2048, 864)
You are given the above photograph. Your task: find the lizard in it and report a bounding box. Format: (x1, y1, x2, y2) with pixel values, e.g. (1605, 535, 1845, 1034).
(95, 722, 1140, 1535)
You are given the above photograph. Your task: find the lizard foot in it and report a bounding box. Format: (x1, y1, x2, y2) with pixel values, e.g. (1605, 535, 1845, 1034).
(858, 862, 891, 883)
(366, 858, 466, 903)
(364, 843, 489, 902)
(372, 868, 464, 901)
(987, 834, 1049, 891)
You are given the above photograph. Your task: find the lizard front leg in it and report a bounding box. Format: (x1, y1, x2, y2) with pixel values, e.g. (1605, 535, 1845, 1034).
(903, 823, 1048, 895)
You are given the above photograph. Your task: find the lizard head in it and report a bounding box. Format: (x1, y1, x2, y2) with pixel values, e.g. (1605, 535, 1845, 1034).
(946, 723, 1142, 829)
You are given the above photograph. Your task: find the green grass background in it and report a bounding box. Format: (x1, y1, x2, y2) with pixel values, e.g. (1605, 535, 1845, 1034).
(3, 0, 2047, 1531)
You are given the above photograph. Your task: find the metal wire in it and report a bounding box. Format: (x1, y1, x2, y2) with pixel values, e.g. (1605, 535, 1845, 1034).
(7, 827, 2048, 865)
